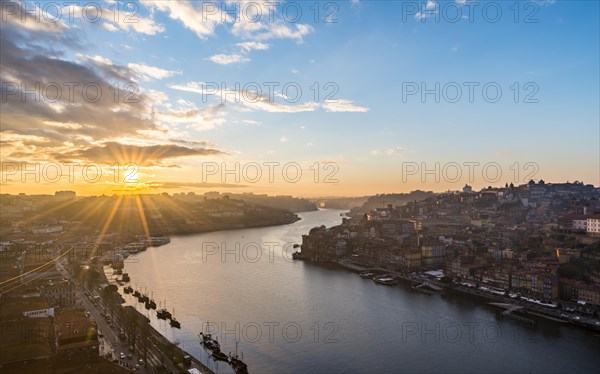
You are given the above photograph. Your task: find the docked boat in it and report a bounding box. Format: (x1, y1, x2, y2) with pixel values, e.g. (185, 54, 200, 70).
(373, 274, 399, 285)
(292, 251, 302, 260)
(124, 286, 133, 294)
(360, 271, 375, 279)
(156, 308, 171, 319)
(169, 308, 180, 328)
(121, 273, 130, 282)
(156, 298, 172, 319)
(229, 354, 248, 374)
(145, 299, 156, 309)
(211, 350, 229, 362)
(199, 332, 221, 351)
(132, 290, 140, 298)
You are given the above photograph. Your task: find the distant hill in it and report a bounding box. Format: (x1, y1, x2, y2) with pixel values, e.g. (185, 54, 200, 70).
(349, 191, 435, 215)
(225, 194, 317, 213)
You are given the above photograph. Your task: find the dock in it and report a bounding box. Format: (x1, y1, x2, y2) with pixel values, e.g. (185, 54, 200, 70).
(489, 303, 537, 325)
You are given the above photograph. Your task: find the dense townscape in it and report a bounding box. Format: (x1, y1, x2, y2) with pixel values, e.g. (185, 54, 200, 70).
(0, 192, 312, 373)
(301, 181, 600, 324)
(2, 181, 600, 373)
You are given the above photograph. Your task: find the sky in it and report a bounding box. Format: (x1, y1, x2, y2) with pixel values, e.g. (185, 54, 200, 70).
(0, 0, 599, 197)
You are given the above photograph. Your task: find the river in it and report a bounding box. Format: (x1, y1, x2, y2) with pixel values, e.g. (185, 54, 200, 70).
(119, 209, 600, 374)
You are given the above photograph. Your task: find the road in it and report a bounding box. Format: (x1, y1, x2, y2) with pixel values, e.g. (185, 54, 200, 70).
(57, 260, 215, 374)
(57, 261, 150, 373)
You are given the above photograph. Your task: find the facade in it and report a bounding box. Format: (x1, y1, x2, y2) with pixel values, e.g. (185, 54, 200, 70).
(587, 217, 600, 236)
(55, 310, 99, 355)
(39, 279, 76, 309)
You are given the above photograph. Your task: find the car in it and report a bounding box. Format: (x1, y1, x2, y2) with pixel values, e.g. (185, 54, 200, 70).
(120, 352, 126, 359)
(127, 354, 133, 360)
(138, 359, 144, 366)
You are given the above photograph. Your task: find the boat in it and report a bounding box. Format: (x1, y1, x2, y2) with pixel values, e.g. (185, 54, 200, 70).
(121, 273, 130, 282)
(157, 308, 170, 319)
(373, 274, 399, 285)
(157, 299, 171, 319)
(199, 332, 221, 351)
(211, 350, 229, 362)
(229, 355, 248, 374)
(169, 309, 180, 328)
(147, 299, 156, 309)
(359, 271, 375, 279)
(124, 286, 133, 294)
(116, 269, 123, 275)
(132, 290, 140, 298)
(411, 284, 434, 295)
(293, 243, 300, 248)
(292, 251, 302, 260)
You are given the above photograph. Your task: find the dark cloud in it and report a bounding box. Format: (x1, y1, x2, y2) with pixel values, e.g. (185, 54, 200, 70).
(53, 142, 226, 166)
(0, 0, 228, 169)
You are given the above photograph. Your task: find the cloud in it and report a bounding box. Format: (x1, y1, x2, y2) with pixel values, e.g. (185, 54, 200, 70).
(415, 0, 438, 20)
(236, 41, 270, 52)
(322, 99, 369, 113)
(207, 54, 251, 65)
(170, 82, 369, 114)
(0, 16, 228, 165)
(145, 0, 227, 39)
(229, 1, 313, 42)
(386, 146, 404, 156)
(0, 1, 68, 33)
(246, 23, 313, 42)
(146, 181, 249, 189)
(102, 22, 119, 32)
(169, 82, 316, 113)
(370, 147, 403, 157)
(54, 142, 226, 167)
(127, 63, 181, 80)
(154, 101, 228, 131)
(103, 11, 165, 35)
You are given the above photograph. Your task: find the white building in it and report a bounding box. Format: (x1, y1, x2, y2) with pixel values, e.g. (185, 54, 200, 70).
(32, 225, 63, 234)
(587, 217, 600, 236)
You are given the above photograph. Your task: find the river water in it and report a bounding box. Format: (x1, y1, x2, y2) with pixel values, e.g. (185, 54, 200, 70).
(120, 209, 600, 374)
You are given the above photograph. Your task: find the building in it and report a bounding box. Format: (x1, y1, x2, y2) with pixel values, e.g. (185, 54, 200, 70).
(55, 310, 99, 355)
(39, 279, 76, 309)
(587, 216, 600, 236)
(577, 284, 600, 306)
(31, 225, 63, 235)
(54, 191, 76, 200)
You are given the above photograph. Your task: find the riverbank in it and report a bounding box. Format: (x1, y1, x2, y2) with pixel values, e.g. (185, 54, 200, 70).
(98, 266, 216, 374)
(329, 258, 600, 333)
